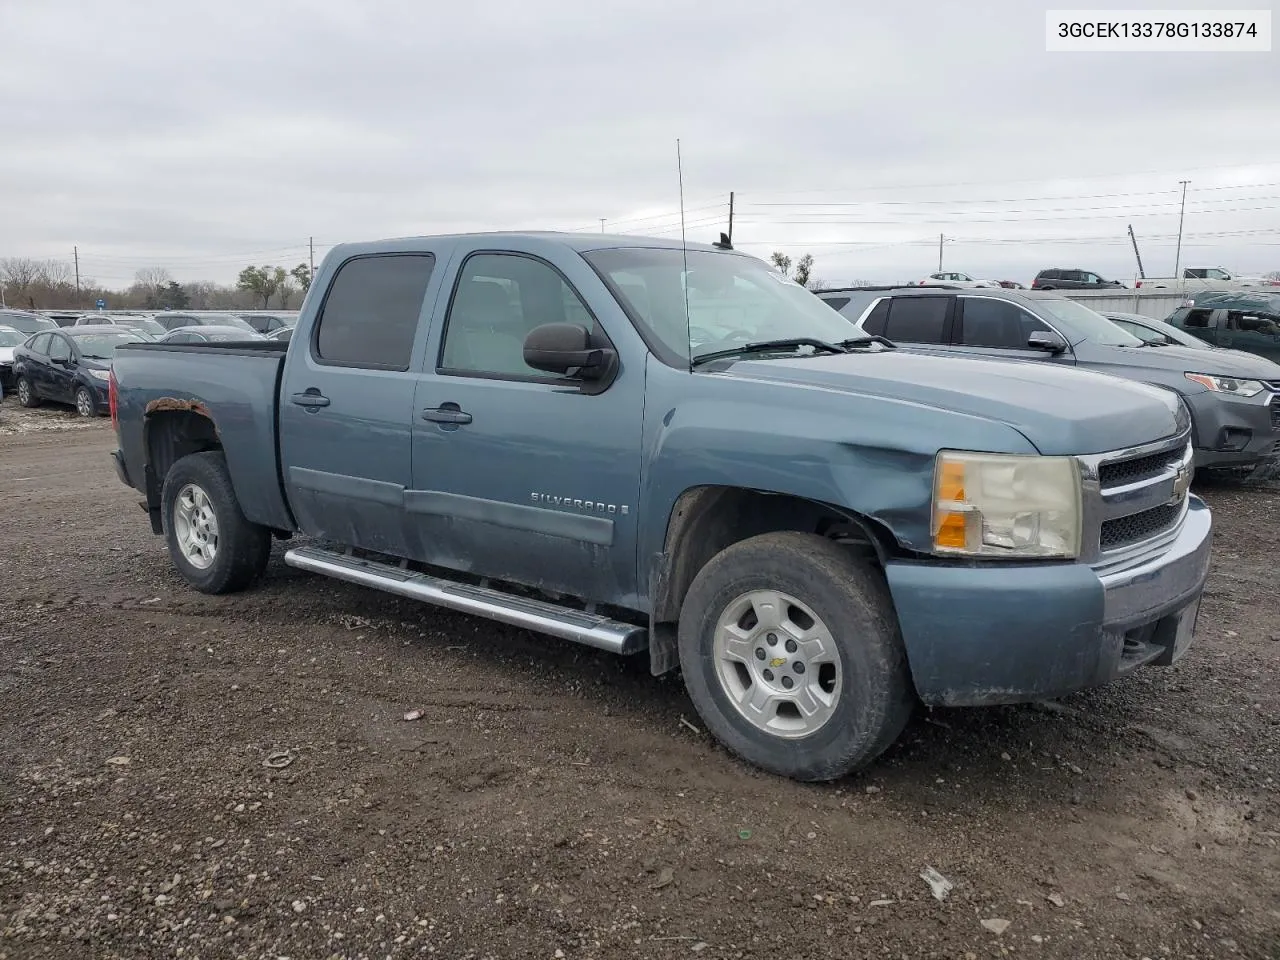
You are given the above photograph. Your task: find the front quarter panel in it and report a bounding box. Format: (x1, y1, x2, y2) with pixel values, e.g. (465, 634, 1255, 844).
(638, 357, 1039, 571)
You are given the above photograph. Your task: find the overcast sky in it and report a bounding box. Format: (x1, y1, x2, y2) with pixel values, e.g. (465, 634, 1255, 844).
(1, 0, 1278, 289)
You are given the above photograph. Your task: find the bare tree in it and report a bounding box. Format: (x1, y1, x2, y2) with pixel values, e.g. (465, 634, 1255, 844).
(793, 254, 815, 289)
(769, 252, 792, 276)
(134, 266, 174, 289)
(277, 277, 297, 309)
(41, 259, 74, 287)
(1, 257, 43, 300)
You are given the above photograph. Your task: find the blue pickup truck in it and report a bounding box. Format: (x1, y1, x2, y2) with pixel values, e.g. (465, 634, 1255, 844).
(110, 232, 1213, 781)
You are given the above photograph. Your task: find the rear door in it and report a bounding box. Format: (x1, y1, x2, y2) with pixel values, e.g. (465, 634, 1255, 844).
(21, 333, 53, 397)
(279, 249, 449, 556)
(877, 295, 955, 351)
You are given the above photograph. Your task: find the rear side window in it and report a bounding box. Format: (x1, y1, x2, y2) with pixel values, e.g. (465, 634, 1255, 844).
(861, 300, 890, 335)
(314, 254, 436, 370)
(822, 296, 851, 312)
(1180, 309, 1214, 329)
(959, 298, 1048, 348)
(884, 297, 950, 343)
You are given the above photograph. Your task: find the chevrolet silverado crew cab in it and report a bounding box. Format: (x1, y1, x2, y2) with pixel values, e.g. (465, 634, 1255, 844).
(110, 232, 1213, 782)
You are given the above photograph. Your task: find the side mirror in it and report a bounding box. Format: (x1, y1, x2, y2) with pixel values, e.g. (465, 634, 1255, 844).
(523, 323, 616, 380)
(1028, 331, 1068, 354)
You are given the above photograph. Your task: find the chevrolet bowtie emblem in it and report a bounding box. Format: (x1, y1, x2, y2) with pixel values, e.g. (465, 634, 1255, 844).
(769, 657, 786, 669)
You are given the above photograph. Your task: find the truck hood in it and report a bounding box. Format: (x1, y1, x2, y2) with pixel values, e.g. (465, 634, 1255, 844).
(1085, 342, 1280, 379)
(721, 350, 1184, 456)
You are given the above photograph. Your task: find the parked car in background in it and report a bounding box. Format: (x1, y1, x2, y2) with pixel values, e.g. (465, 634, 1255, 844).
(237, 313, 295, 334)
(266, 326, 293, 343)
(0, 309, 58, 336)
(152, 312, 258, 334)
(12, 327, 147, 416)
(919, 271, 998, 288)
(1031, 268, 1125, 290)
(74, 314, 167, 338)
(1104, 312, 1219, 350)
(834, 286, 1280, 478)
(0, 324, 26, 389)
(42, 311, 85, 327)
(110, 231, 1212, 781)
(1164, 292, 1280, 364)
(997, 280, 1027, 289)
(1134, 266, 1279, 291)
(160, 325, 267, 344)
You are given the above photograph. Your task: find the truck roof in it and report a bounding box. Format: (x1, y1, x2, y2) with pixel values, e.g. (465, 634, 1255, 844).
(328, 231, 736, 259)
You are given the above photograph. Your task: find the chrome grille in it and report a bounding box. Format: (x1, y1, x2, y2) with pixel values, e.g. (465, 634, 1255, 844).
(1078, 429, 1193, 570)
(1100, 502, 1183, 550)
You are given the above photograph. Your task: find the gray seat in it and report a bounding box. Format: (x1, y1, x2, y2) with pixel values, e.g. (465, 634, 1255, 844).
(443, 280, 532, 374)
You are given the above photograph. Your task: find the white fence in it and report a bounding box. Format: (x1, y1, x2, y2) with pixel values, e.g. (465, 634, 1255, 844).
(1055, 289, 1189, 319)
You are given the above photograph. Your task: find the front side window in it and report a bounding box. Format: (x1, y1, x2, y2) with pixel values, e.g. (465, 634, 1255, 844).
(959, 298, 1048, 348)
(583, 247, 855, 365)
(440, 253, 594, 378)
(48, 336, 72, 361)
(314, 254, 435, 370)
(861, 299, 890, 336)
(28, 333, 52, 354)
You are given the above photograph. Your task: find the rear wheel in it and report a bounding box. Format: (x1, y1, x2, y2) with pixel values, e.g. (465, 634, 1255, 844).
(161, 451, 271, 594)
(678, 531, 914, 781)
(75, 385, 95, 417)
(16, 377, 39, 408)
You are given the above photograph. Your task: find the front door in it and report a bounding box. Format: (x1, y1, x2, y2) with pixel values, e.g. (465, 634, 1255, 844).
(1221, 310, 1280, 363)
(409, 248, 645, 607)
(279, 251, 447, 557)
(45, 335, 76, 402)
(948, 295, 1075, 366)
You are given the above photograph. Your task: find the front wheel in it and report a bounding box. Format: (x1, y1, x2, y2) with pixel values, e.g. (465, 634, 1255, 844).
(16, 377, 39, 408)
(161, 451, 271, 594)
(75, 385, 96, 417)
(678, 531, 915, 781)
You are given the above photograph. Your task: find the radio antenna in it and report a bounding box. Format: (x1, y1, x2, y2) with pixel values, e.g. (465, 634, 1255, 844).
(677, 138, 691, 372)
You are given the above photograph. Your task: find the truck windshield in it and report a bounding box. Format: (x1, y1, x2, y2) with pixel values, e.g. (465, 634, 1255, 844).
(583, 247, 855, 364)
(1033, 297, 1145, 347)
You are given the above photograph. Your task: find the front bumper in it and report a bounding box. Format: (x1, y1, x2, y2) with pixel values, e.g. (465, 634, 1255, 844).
(1187, 389, 1280, 472)
(884, 496, 1212, 707)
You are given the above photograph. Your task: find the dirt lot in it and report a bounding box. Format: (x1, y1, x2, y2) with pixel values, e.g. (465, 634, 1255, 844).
(1, 402, 1278, 960)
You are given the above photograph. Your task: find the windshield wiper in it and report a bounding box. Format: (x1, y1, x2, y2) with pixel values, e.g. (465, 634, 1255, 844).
(690, 337, 849, 367)
(838, 335, 897, 350)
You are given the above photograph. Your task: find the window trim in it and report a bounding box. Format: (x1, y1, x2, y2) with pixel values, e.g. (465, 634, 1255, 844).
(47, 333, 73, 361)
(955, 295, 1054, 350)
(434, 249, 612, 389)
(308, 252, 437, 372)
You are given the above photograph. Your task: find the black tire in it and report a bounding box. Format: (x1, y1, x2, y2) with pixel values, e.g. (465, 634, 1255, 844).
(161, 451, 271, 594)
(16, 377, 40, 408)
(74, 385, 96, 418)
(678, 531, 915, 781)
(1038, 285, 1056, 291)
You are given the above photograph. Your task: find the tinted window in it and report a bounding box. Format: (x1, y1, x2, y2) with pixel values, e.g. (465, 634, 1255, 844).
(315, 254, 435, 369)
(885, 297, 949, 343)
(441, 253, 593, 377)
(1180, 309, 1213, 329)
(823, 296, 851, 312)
(48, 336, 72, 361)
(959, 298, 1048, 348)
(862, 299, 890, 336)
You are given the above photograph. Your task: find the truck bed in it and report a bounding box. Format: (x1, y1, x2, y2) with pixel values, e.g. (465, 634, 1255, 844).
(112, 340, 294, 532)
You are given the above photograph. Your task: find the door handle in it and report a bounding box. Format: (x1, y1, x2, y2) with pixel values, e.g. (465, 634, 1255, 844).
(421, 405, 472, 425)
(290, 390, 330, 408)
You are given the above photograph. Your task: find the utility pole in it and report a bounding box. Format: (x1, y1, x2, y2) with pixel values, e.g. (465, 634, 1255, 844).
(727, 191, 735, 245)
(937, 233, 944, 272)
(1173, 180, 1190, 280)
(309, 236, 315, 280)
(1127, 224, 1145, 279)
(599, 218, 606, 233)
(73, 246, 80, 297)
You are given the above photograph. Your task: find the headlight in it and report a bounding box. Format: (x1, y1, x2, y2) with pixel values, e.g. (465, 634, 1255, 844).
(87, 369, 111, 381)
(932, 452, 1081, 559)
(1184, 373, 1264, 398)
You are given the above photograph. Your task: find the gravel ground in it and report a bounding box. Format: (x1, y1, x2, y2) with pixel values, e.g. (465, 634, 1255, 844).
(1, 401, 1278, 960)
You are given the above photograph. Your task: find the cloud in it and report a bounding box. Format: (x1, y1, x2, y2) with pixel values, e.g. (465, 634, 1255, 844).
(1, 0, 1277, 286)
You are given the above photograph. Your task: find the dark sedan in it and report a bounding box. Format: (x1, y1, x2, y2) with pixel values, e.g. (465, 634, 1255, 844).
(237, 313, 295, 334)
(12, 327, 147, 416)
